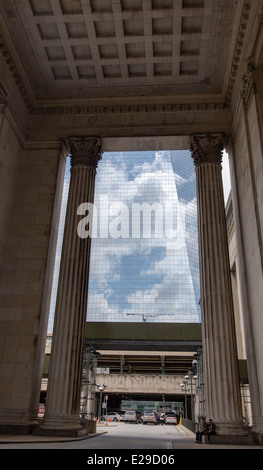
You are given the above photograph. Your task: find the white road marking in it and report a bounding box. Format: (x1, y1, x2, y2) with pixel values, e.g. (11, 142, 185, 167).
(165, 441, 173, 449)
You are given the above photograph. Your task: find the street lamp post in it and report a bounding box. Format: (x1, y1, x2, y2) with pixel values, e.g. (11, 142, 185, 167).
(81, 346, 100, 422)
(184, 371, 198, 423)
(181, 370, 198, 425)
(180, 380, 189, 419)
(187, 372, 194, 421)
(193, 348, 205, 423)
(97, 383, 107, 420)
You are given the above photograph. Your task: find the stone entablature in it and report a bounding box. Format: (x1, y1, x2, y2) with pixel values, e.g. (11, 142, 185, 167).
(96, 374, 185, 396)
(0, 0, 260, 138)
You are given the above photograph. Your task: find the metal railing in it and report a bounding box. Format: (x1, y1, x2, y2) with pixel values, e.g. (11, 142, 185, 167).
(181, 418, 196, 433)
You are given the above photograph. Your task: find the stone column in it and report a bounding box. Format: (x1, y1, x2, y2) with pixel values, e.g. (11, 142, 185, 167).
(0, 86, 7, 132)
(40, 136, 102, 436)
(190, 133, 246, 436)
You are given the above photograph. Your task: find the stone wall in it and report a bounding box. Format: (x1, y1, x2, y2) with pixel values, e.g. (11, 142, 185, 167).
(0, 113, 21, 270)
(96, 373, 184, 395)
(230, 65, 263, 436)
(0, 142, 64, 430)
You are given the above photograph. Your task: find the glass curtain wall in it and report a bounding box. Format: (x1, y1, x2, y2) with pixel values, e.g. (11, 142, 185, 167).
(47, 157, 70, 333)
(48, 150, 201, 332)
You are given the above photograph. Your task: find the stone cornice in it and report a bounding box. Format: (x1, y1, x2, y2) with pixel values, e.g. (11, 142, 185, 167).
(0, 1, 254, 118)
(31, 101, 226, 116)
(224, 0, 253, 107)
(242, 61, 257, 112)
(0, 34, 33, 112)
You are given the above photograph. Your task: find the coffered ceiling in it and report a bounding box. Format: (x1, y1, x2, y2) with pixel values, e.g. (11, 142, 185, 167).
(0, 0, 248, 107)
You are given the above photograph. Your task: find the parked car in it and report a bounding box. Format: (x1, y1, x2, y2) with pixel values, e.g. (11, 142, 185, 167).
(119, 411, 126, 421)
(124, 410, 142, 423)
(143, 411, 158, 425)
(165, 412, 177, 425)
(100, 411, 120, 422)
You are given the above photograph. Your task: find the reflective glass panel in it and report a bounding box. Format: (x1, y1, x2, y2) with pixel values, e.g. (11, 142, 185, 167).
(48, 150, 201, 332)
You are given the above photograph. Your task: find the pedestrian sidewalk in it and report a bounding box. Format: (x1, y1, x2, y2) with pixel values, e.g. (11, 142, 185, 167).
(172, 425, 262, 449)
(0, 430, 106, 444)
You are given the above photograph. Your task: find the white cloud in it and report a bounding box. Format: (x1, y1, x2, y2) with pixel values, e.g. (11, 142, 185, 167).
(87, 151, 200, 322)
(87, 292, 119, 321)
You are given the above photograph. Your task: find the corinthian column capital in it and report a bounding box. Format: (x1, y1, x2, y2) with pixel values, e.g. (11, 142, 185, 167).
(66, 136, 103, 170)
(190, 133, 226, 168)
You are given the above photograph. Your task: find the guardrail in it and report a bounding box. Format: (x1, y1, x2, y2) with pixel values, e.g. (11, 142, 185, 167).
(181, 418, 196, 433)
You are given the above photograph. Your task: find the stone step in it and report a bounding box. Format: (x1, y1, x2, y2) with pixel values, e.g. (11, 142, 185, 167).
(204, 434, 255, 446)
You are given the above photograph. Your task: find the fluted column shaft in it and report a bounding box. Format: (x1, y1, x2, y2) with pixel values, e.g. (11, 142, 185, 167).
(41, 137, 102, 433)
(191, 134, 246, 436)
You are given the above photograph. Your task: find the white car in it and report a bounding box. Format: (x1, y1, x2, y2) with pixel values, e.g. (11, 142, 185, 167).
(124, 410, 142, 423)
(100, 412, 120, 422)
(119, 411, 126, 421)
(143, 411, 158, 425)
(165, 413, 177, 425)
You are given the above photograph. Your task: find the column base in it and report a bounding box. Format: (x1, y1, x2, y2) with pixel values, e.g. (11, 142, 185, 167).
(215, 420, 249, 436)
(34, 426, 87, 438)
(39, 414, 85, 437)
(0, 409, 39, 435)
(204, 434, 255, 446)
(251, 431, 263, 446)
(0, 423, 38, 435)
(251, 416, 263, 445)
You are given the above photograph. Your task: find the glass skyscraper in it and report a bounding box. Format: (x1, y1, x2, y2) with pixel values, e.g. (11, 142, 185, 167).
(48, 150, 201, 332)
(47, 157, 70, 333)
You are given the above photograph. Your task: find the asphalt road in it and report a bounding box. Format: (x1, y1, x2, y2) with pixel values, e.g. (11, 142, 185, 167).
(87, 421, 193, 449)
(0, 422, 261, 451)
(0, 422, 195, 450)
